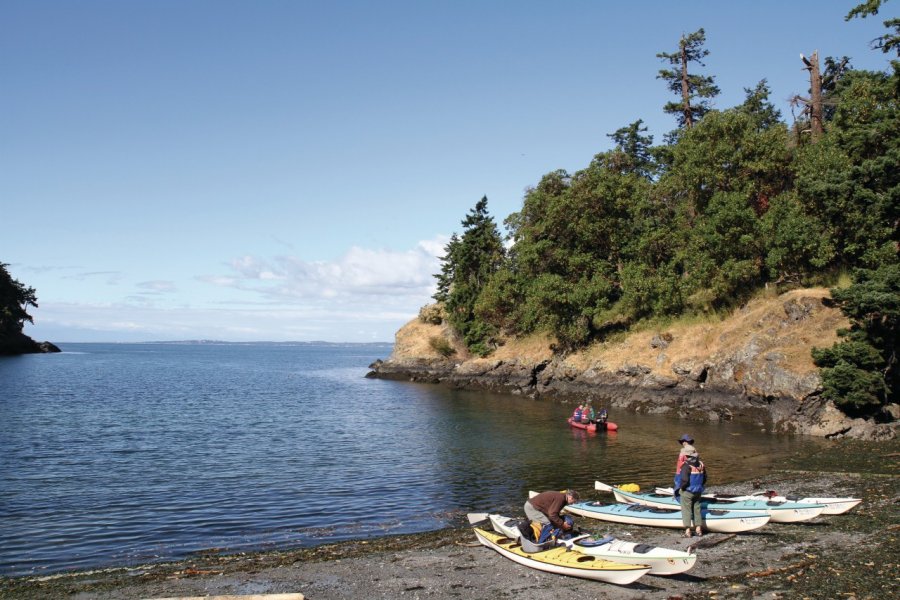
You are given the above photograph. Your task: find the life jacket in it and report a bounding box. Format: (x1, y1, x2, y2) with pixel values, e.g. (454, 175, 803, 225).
(537, 516, 576, 543)
(674, 459, 706, 494)
(573, 408, 582, 421)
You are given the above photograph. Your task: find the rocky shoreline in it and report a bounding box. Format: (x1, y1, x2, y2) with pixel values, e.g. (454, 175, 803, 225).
(2, 441, 897, 600)
(367, 290, 899, 441)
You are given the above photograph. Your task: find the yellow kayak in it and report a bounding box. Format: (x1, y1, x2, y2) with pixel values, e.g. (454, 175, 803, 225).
(471, 525, 650, 585)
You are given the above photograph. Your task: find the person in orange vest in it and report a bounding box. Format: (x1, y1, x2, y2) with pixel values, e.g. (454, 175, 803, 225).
(675, 433, 697, 472)
(674, 451, 707, 537)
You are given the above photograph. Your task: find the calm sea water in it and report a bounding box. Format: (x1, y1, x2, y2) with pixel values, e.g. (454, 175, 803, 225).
(0, 342, 829, 577)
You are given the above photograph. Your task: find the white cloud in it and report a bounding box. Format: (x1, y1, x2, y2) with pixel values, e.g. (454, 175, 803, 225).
(23, 237, 451, 343)
(211, 236, 448, 302)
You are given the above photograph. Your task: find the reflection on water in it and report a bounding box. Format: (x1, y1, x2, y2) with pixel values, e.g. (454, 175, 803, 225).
(0, 343, 832, 576)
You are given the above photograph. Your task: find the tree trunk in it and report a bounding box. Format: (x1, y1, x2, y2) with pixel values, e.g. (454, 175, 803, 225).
(681, 35, 692, 128)
(808, 51, 823, 142)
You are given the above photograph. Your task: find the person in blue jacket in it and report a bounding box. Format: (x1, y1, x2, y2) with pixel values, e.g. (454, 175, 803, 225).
(674, 451, 707, 537)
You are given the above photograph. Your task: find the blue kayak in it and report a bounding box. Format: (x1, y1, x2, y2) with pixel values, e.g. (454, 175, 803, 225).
(564, 500, 770, 533)
(596, 481, 825, 523)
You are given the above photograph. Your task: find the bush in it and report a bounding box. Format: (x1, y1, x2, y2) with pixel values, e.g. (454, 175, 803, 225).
(428, 336, 456, 357)
(418, 303, 445, 325)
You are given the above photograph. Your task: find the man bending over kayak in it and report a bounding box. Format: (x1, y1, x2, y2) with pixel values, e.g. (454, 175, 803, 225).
(524, 489, 579, 532)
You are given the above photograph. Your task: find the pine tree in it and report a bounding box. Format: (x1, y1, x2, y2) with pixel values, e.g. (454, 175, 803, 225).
(435, 197, 505, 355)
(657, 29, 720, 128)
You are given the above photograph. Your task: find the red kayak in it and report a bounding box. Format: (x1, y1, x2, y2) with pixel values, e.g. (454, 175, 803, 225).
(567, 417, 618, 432)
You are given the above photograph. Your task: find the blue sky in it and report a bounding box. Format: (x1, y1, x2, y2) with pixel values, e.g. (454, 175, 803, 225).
(2, 0, 895, 343)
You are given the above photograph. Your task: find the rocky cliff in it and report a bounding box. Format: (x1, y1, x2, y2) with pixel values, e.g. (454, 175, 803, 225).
(368, 288, 898, 440)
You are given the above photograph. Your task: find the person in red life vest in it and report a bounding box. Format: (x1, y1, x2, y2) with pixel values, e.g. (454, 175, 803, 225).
(674, 451, 707, 537)
(572, 405, 583, 423)
(675, 433, 697, 472)
(524, 489, 580, 533)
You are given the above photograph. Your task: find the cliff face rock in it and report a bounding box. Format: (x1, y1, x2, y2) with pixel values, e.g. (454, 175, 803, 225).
(368, 288, 898, 441)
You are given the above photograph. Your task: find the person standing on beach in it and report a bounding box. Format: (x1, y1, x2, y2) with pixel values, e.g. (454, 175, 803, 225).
(524, 489, 579, 532)
(674, 451, 707, 537)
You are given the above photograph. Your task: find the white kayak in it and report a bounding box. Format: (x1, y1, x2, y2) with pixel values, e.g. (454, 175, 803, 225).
(528, 490, 769, 533)
(467, 513, 651, 584)
(477, 512, 696, 575)
(596, 481, 825, 523)
(654, 486, 861, 515)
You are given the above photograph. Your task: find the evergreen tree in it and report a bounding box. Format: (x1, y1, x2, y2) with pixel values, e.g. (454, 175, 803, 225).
(846, 0, 900, 56)
(607, 119, 656, 178)
(813, 264, 899, 413)
(657, 28, 720, 128)
(0, 262, 38, 336)
(436, 197, 505, 356)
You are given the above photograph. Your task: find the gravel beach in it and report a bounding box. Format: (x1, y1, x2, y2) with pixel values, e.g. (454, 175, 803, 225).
(3, 458, 897, 600)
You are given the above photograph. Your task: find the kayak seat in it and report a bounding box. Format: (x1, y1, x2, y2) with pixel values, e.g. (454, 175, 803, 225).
(766, 501, 787, 507)
(632, 544, 654, 554)
(626, 504, 676, 514)
(520, 537, 555, 554)
(785, 494, 802, 501)
(706, 509, 728, 515)
(575, 535, 616, 547)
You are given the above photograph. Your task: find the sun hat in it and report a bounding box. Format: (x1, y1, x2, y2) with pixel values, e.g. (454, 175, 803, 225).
(678, 434, 694, 443)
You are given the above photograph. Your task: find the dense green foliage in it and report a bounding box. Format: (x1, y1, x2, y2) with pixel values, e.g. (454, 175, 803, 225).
(435, 16, 899, 414)
(433, 197, 505, 356)
(813, 264, 899, 412)
(0, 262, 38, 336)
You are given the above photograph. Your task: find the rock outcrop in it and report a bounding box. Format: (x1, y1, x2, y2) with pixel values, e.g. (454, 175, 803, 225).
(368, 289, 898, 441)
(0, 331, 61, 355)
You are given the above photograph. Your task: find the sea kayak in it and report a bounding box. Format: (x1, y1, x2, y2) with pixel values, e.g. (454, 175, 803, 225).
(563, 500, 770, 532)
(654, 487, 861, 515)
(478, 513, 696, 575)
(597, 481, 825, 523)
(467, 514, 650, 584)
(567, 417, 618, 432)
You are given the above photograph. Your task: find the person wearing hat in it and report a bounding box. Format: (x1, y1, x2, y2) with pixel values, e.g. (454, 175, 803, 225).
(674, 450, 707, 537)
(524, 489, 579, 532)
(676, 434, 697, 472)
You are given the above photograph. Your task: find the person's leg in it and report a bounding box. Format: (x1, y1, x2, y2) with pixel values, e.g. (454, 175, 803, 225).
(691, 497, 703, 535)
(524, 501, 550, 525)
(680, 492, 693, 536)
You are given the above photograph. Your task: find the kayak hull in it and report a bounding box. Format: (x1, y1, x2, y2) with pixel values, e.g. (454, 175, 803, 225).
(487, 514, 695, 575)
(603, 482, 825, 523)
(470, 525, 650, 584)
(564, 501, 770, 533)
(653, 487, 860, 516)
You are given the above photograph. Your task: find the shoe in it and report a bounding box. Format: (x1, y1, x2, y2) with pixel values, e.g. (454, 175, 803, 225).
(695, 527, 703, 537)
(683, 528, 692, 538)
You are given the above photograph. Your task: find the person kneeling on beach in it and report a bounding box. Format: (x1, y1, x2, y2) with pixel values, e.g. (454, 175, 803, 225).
(522, 489, 579, 541)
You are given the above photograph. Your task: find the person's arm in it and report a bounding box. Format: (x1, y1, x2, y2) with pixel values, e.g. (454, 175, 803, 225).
(546, 495, 568, 529)
(678, 463, 691, 491)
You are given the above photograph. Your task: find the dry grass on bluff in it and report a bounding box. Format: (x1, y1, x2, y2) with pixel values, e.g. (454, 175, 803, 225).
(394, 288, 848, 377)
